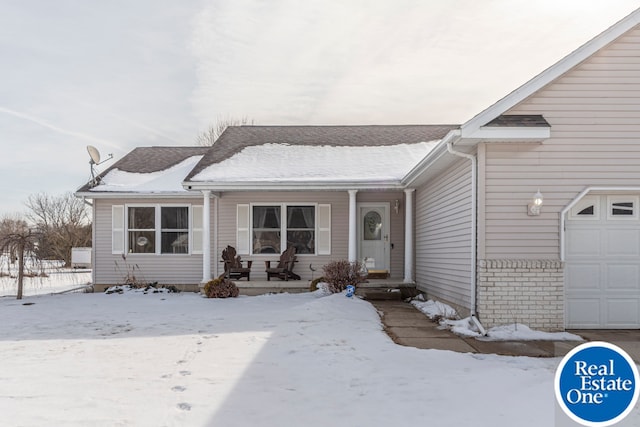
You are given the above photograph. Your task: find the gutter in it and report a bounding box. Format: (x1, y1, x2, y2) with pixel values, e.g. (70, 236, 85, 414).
(182, 180, 406, 192)
(402, 130, 461, 186)
(75, 191, 198, 199)
(446, 142, 487, 336)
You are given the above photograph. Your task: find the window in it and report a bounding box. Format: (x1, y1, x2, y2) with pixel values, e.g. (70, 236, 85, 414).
(128, 206, 155, 253)
(568, 196, 599, 220)
(237, 203, 330, 256)
(122, 205, 195, 255)
(161, 207, 189, 254)
(253, 205, 281, 254)
(607, 196, 639, 220)
(287, 206, 315, 254)
(250, 204, 316, 255)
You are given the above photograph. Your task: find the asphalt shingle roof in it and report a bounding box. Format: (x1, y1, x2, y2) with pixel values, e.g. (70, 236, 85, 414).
(185, 125, 459, 181)
(484, 115, 550, 127)
(78, 125, 462, 192)
(77, 146, 209, 192)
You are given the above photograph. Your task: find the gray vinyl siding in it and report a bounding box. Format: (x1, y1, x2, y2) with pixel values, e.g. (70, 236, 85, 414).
(415, 158, 472, 310)
(94, 197, 205, 286)
(482, 26, 640, 259)
(216, 190, 406, 281)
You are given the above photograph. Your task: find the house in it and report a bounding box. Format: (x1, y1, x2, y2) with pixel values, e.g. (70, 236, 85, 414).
(77, 8, 640, 331)
(76, 125, 457, 292)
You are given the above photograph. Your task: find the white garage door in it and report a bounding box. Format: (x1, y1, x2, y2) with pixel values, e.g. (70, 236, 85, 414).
(566, 194, 640, 329)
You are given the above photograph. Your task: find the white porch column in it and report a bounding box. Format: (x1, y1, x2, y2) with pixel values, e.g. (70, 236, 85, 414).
(202, 190, 211, 283)
(404, 188, 415, 283)
(348, 190, 358, 262)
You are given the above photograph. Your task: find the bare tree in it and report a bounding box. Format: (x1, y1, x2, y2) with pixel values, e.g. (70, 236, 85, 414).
(196, 116, 254, 146)
(24, 192, 91, 267)
(0, 216, 41, 299)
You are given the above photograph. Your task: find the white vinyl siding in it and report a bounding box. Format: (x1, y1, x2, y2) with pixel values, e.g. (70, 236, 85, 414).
(482, 26, 640, 259)
(415, 158, 473, 311)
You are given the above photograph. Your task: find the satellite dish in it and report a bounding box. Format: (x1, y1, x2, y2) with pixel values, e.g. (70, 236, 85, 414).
(87, 145, 101, 165)
(86, 145, 113, 187)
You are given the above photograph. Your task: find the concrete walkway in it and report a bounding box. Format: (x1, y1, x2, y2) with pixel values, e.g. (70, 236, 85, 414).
(370, 300, 640, 361)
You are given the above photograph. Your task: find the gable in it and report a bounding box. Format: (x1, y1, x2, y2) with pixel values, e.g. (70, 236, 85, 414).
(508, 24, 640, 127)
(461, 9, 640, 135)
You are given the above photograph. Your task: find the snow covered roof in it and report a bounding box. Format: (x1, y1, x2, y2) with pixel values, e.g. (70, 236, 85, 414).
(190, 141, 439, 184)
(185, 125, 457, 181)
(76, 147, 209, 194)
(89, 155, 204, 193)
(77, 125, 459, 195)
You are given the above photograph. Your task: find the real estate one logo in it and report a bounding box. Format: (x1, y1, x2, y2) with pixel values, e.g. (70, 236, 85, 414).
(555, 342, 639, 426)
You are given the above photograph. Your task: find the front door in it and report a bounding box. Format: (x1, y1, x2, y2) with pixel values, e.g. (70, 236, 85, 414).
(358, 203, 390, 272)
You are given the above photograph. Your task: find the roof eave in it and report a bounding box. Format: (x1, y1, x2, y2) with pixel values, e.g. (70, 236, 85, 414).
(182, 180, 405, 192)
(456, 126, 551, 146)
(75, 191, 198, 199)
(402, 130, 461, 186)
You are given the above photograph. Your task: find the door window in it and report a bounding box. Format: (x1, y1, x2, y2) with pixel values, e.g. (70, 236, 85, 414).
(363, 211, 382, 240)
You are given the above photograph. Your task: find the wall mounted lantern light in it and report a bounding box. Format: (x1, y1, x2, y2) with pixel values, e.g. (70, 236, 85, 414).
(527, 189, 544, 216)
(394, 199, 400, 214)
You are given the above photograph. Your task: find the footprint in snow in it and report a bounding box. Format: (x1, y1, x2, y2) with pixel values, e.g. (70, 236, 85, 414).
(179, 371, 191, 376)
(177, 403, 191, 411)
(171, 385, 186, 392)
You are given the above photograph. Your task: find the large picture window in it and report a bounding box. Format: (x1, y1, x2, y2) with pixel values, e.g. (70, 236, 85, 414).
(251, 204, 315, 254)
(125, 205, 192, 254)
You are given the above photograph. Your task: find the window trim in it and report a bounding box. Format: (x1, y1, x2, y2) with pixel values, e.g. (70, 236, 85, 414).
(568, 195, 600, 221)
(607, 196, 639, 220)
(124, 203, 194, 255)
(249, 202, 318, 256)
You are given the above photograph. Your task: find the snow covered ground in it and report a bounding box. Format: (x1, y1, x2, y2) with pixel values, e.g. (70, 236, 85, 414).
(3, 287, 638, 427)
(0, 256, 91, 297)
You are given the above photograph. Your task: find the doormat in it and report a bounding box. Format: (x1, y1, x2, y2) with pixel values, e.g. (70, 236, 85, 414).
(367, 270, 389, 279)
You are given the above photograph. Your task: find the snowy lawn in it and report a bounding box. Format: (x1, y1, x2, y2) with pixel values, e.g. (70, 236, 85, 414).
(0, 257, 92, 297)
(1, 290, 639, 427)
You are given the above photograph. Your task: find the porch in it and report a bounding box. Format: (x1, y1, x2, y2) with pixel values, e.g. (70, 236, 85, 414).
(233, 278, 418, 299)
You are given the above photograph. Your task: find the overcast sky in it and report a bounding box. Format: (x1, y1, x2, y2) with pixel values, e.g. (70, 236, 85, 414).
(0, 0, 638, 215)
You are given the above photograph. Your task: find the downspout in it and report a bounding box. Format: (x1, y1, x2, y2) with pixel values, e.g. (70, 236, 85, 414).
(446, 142, 487, 336)
(81, 196, 95, 289)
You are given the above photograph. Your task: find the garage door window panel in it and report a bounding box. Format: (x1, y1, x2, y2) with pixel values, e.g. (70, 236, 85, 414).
(607, 196, 638, 220)
(569, 196, 599, 220)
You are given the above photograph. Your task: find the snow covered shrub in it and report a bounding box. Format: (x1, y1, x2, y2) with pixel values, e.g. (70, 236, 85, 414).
(204, 277, 239, 298)
(322, 260, 366, 293)
(309, 276, 326, 291)
(114, 255, 151, 288)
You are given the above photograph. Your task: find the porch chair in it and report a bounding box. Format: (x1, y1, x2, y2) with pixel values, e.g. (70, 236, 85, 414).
(264, 246, 300, 281)
(221, 245, 252, 281)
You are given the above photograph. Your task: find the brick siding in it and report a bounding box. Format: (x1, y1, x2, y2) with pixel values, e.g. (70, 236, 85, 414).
(477, 259, 564, 331)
